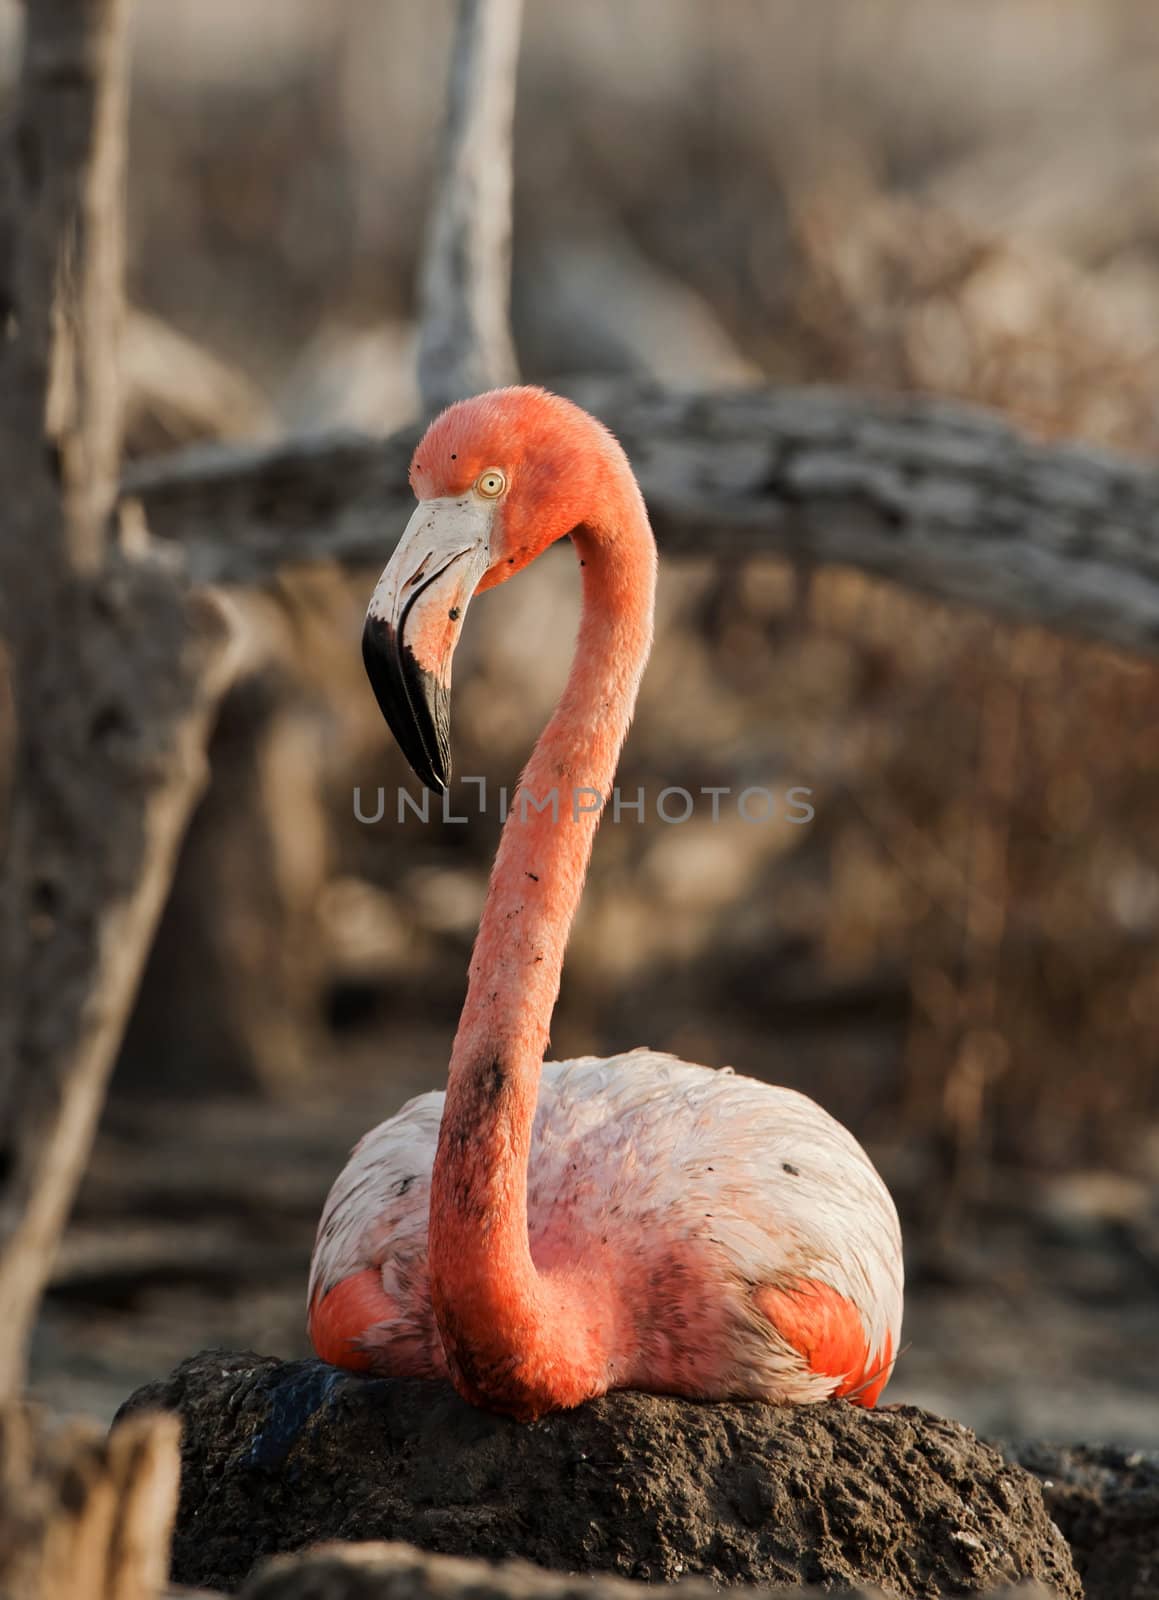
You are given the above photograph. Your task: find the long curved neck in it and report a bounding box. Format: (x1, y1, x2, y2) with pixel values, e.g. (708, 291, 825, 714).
(428, 470, 656, 1418)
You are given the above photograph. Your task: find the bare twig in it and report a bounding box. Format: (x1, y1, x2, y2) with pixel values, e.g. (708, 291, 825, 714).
(416, 0, 524, 415)
(125, 381, 1159, 658)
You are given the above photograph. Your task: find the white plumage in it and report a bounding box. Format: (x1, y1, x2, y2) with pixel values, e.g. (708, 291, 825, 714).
(309, 1050, 903, 1402)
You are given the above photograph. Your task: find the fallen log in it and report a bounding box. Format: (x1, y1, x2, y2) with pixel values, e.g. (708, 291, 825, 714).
(123, 379, 1159, 658)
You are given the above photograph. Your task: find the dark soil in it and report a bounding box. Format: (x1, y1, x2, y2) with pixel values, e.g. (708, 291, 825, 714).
(117, 1351, 1080, 1598)
(1009, 1440, 1159, 1600)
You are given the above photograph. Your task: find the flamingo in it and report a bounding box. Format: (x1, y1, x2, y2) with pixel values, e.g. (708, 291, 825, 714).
(308, 387, 903, 1421)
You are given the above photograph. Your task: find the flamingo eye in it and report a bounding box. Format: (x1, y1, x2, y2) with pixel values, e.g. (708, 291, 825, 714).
(475, 468, 507, 499)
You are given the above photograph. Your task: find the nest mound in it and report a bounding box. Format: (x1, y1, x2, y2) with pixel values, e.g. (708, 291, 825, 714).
(118, 1351, 1079, 1597)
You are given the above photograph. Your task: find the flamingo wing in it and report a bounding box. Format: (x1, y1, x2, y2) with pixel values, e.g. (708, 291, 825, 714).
(756, 1279, 895, 1407)
(530, 1053, 903, 1405)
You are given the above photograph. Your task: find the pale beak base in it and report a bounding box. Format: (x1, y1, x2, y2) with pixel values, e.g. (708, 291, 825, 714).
(363, 497, 494, 793)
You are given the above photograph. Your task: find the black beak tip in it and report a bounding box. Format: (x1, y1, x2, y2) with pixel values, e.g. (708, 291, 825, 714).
(362, 615, 451, 794)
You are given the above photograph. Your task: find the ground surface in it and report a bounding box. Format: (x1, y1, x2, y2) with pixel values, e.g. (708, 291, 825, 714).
(1006, 1441, 1159, 1600)
(118, 1351, 1080, 1600)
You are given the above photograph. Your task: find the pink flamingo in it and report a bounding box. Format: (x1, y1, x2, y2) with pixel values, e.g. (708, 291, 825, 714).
(308, 387, 903, 1421)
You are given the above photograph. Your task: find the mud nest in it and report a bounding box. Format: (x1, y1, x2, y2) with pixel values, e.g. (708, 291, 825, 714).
(117, 1351, 1080, 1598)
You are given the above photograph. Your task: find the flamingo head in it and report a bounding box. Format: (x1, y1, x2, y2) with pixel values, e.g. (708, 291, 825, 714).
(363, 386, 615, 791)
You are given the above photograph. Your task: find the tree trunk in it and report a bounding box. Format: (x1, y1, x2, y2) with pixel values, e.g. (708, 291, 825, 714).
(0, 0, 235, 1404)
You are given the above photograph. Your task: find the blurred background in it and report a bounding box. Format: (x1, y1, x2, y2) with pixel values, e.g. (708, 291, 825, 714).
(6, 0, 1159, 1443)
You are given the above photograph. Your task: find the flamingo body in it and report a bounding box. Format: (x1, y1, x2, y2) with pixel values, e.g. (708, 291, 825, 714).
(310, 1050, 901, 1408)
(310, 387, 904, 1419)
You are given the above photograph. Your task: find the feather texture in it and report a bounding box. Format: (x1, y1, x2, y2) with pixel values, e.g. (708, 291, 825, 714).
(309, 1050, 902, 1405)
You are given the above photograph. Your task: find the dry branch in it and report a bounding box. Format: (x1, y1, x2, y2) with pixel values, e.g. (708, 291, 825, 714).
(416, 0, 524, 414)
(0, 0, 236, 1403)
(125, 380, 1159, 657)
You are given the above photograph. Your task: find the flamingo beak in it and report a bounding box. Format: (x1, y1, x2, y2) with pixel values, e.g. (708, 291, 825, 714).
(363, 497, 494, 792)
